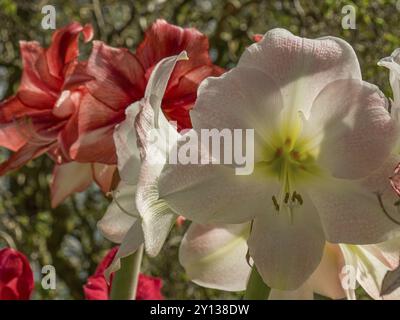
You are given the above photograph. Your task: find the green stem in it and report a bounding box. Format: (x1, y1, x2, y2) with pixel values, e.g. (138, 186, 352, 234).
(110, 244, 144, 300)
(244, 265, 270, 300)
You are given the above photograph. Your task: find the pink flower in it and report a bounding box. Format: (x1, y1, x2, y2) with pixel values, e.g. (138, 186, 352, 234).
(0, 248, 34, 300)
(83, 247, 163, 300)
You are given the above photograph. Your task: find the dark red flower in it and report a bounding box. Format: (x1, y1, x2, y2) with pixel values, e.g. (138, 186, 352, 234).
(0, 248, 34, 300)
(84, 247, 163, 300)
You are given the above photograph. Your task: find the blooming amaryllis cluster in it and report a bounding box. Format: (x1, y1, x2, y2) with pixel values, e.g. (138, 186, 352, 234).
(0, 20, 222, 207)
(2, 20, 400, 300)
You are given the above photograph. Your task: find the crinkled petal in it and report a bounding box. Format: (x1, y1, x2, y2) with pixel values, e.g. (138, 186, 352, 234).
(135, 52, 187, 256)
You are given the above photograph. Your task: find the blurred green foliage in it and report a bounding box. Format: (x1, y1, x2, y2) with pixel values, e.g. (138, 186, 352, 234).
(1, 0, 399, 299)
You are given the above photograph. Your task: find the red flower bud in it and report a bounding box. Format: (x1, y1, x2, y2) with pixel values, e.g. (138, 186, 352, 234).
(0, 248, 34, 300)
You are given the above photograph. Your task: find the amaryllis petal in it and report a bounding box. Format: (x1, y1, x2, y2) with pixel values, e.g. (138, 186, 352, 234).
(50, 162, 93, 208)
(304, 79, 397, 179)
(135, 52, 187, 256)
(113, 102, 141, 185)
(308, 155, 400, 245)
(307, 244, 346, 299)
(84, 41, 145, 110)
(0, 122, 28, 151)
(68, 93, 122, 163)
(136, 19, 212, 82)
(159, 163, 269, 224)
(92, 163, 116, 194)
(191, 66, 283, 142)
(46, 22, 93, 79)
(104, 221, 144, 281)
(179, 223, 251, 291)
(0, 140, 52, 176)
(239, 28, 361, 116)
(248, 191, 325, 290)
(97, 182, 139, 244)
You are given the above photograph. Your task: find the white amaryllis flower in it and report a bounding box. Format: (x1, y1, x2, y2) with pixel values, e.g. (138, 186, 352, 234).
(158, 29, 400, 290)
(97, 52, 187, 276)
(180, 223, 400, 300)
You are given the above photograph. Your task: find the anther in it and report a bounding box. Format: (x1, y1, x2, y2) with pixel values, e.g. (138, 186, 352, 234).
(272, 196, 280, 211)
(284, 192, 290, 204)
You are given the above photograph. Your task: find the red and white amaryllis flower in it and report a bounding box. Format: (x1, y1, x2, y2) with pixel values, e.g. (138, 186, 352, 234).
(99, 52, 190, 277)
(0, 20, 222, 208)
(52, 19, 222, 207)
(84, 247, 163, 300)
(157, 29, 400, 290)
(0, 22, 110, 207)
(0, 248, 34, 300)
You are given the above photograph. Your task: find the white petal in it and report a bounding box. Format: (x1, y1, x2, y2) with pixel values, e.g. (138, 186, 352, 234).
(134, 52, 188, 256)
(304, 79, 396, 179)
(104, 220, 144, 280)
(239, 28, 361, 116)
(113, 103, 141, 185)
(248, 191, 325, 290)
(179, 223, 251, 291)
(308, 155, 400, 244)
(97, 182, 138, 243)
(159, 163, 272, 224)
(191, 66, 284, 147)
(307, 244, 346, 299)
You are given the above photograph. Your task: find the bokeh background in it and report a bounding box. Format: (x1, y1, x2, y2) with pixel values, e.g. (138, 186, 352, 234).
(0, 0, 399, 299)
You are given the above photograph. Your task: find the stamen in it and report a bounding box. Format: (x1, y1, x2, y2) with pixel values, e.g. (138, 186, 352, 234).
(284, 192, 290, 204)
(272, 195, 280, 211)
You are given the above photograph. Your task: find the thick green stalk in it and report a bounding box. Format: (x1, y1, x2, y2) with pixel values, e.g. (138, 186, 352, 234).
(110, 245, 144, 300)
(244, 265, 270, 300)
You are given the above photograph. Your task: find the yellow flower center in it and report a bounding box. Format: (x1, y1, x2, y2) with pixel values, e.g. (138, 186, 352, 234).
(256, 113, 321, 215)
